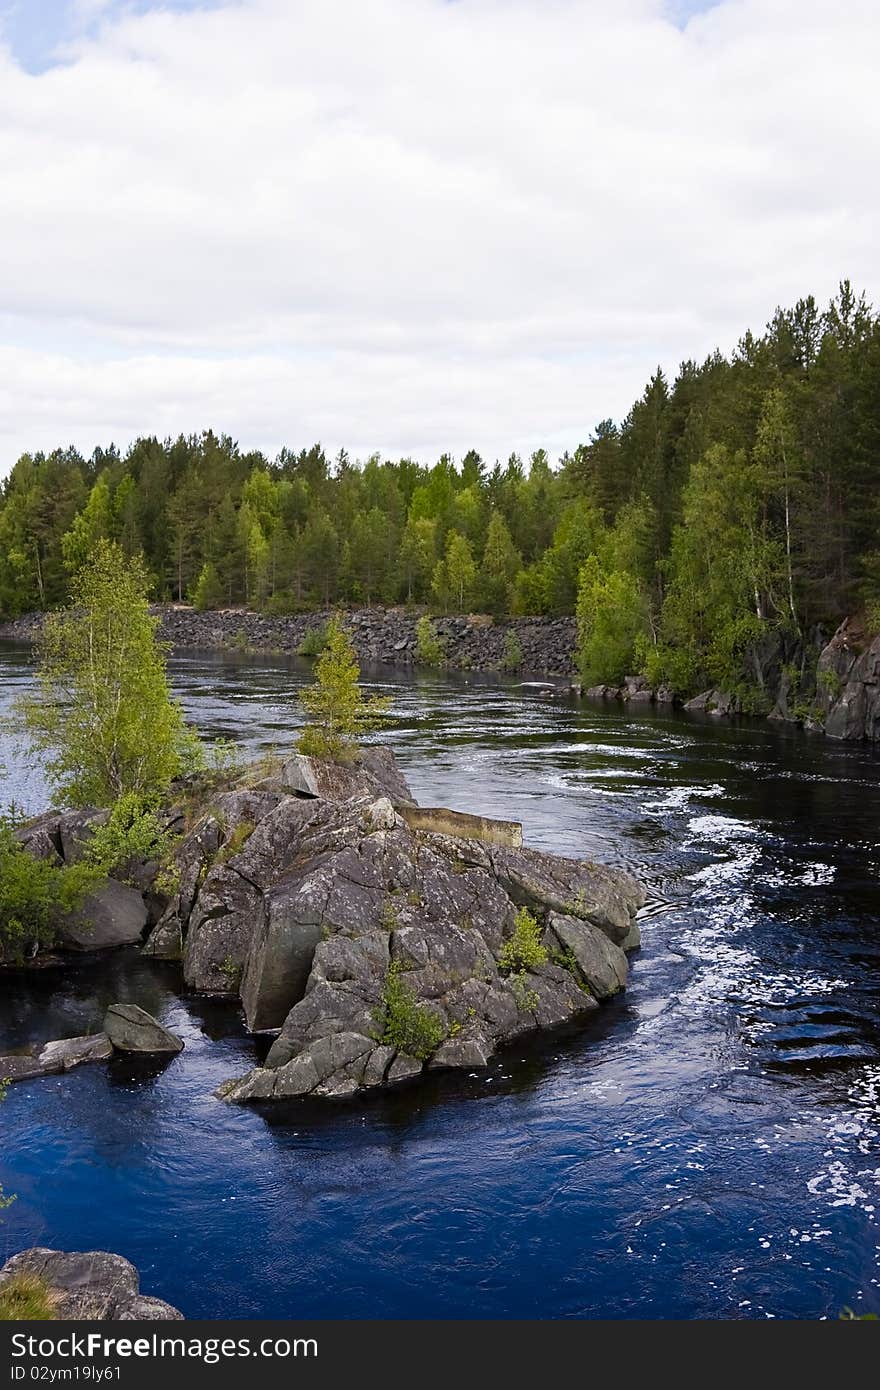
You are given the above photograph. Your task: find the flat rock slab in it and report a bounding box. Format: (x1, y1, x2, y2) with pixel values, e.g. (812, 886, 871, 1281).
(1, 1033, 113, 1083)
(104, 1003, 184, 1054)
(401, 804, 523, 848)
(0, 1248, 183, 1320)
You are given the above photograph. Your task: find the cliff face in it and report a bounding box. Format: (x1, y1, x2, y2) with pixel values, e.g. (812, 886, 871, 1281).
(817, 619, 880, 742)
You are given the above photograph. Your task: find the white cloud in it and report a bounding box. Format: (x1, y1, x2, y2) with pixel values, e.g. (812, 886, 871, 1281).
(0, 0, 878, 471)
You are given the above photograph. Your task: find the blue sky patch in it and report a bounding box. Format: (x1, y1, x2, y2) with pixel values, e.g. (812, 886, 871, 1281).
(0, 0, 226, 73)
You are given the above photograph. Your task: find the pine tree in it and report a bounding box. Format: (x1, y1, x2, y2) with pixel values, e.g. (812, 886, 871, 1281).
(298, 616, 389, 762)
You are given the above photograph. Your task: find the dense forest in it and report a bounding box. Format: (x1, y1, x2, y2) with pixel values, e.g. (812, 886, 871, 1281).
(1, 283, 878, 698)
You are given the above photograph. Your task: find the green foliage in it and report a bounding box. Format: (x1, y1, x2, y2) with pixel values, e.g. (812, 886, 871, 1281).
(414, 615, 446, 666)
(509, 971, 540, 1013)
(217, 820, 255, 862)
(192, 561, 224, 612)
(479, 512, 521, 613)
(432, 530, 476, 612)
(0, 1274, 56, 1320)
(498, 907, 548, 974)
(297, 622, 330, 658)
(298, 615, 390, 761)
(576, 556, 648, 686)
(219, 955, 242, 984)
(0, 816, 96, 961)
(551, 944, 591, 992)
(375, 960, 445, 1061)
(205, 737, 244, 776)
(18, 541, 198, 807)
(84, 794, 171, 880)
(818, 667, 843, 699)
(499, 630, 524, 671)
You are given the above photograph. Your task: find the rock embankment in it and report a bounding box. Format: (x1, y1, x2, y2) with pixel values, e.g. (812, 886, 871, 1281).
(0, 1249, 182, 1320)
(0, 604, 578, 676)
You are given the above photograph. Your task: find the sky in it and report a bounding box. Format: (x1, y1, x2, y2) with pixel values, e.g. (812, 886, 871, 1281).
(0, 0, 878, 474)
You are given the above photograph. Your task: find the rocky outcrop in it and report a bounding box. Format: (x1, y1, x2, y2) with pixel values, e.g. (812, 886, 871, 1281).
(683, 688, 740, 718)
(104, 1003, 184, 1054)
(131, 746, 651, 1102)
(817, 619, 880, 742)
(10, 744, 644, 1101)
(0, 1249, 183, 1320)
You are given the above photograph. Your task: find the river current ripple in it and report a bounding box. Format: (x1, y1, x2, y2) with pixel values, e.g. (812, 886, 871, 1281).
(1, 641, 879, 1319)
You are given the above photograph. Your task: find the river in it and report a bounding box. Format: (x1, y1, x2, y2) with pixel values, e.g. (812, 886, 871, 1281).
(1, 640, 879, 1319)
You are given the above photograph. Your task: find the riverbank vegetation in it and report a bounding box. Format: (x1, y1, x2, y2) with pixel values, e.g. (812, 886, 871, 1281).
(1, 284, 878, 701)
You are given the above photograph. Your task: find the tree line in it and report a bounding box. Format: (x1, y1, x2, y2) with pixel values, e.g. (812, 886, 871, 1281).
(1, 281, 878, 696)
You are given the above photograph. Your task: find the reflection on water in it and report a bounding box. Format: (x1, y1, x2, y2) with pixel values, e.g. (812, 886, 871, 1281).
(1, 640, 879, 1319)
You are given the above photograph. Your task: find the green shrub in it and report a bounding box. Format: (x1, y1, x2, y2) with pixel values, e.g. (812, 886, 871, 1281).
(297, 622, 330, 658)
(509, 971, 540, 1013)
(414, 616, 446, 667)
(205, 737, 244, 777)
(498, 907, 547, 974)
(217, 820, 255, 862)
(818, 667, 843, 699)
(0, 1273, 56, 1320)
(85, 794, 172, 881)
(500, 631, 524, 672)
(375, 960, 445, 1061)
(0, 817, 96, 961)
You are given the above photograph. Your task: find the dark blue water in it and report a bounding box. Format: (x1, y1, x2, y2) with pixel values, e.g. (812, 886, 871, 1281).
(2, 640, 879, 1319)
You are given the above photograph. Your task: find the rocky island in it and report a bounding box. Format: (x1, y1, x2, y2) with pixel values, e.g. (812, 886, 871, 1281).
(6, 745, 644, 1102)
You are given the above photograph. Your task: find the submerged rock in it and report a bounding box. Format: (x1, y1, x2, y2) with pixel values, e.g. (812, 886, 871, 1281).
(103, 1003, 184, 1054)
(0, 1248, 183, 1320)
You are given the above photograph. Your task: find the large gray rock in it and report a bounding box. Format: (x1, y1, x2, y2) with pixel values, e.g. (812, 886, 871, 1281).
(57, 808, 109, 864)
(38, 1033, 114, 1072)
(183, 863, 264, 994)
(546, 913, 628, 998)
(240, 878, 329, 1032)
(279, 746, 414, 805)
(104, 1003, 184, 1054)
(0, 1248, 182, 1320)
(56, 879, 149, 951)
(820, 622, 880, 741)
(489, 845, 646, 946)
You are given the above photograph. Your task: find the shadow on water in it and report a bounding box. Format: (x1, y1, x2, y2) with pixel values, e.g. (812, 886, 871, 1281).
(2, 639, 880, 1319)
